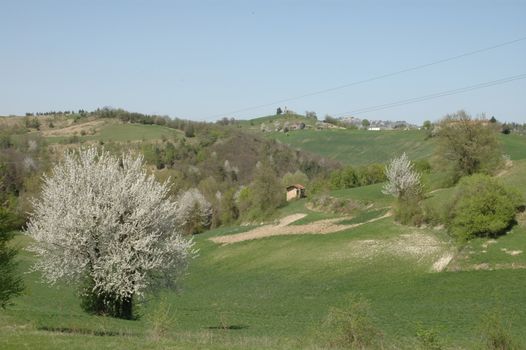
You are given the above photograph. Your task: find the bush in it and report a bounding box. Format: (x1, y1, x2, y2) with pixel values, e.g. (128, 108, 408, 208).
(184, 124, 195, 138)
(310, 194, 361, 215)
(479, 309, 520, 350)
(321, 296, 382, 349)
(330, 163, 386, 190)
(448, 174, 520, 240)
(415, 323, 443, 350)
(395, 195, 424, 226)
(330, 166, 359, 189)
(147, 298, 177, 341)
(413, 159, 432, 173)
(358, 163, 387, 186)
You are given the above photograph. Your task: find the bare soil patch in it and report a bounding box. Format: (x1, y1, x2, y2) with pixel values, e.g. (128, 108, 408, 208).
(432, 253, 454, 272)
(210, 212, 392, 245)
(501, 248, 523, 256)
(324, 232, 448, 266)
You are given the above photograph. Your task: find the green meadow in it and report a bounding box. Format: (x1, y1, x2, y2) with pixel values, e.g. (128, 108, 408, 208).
(4, 158, 526, 348)
(3, 121, 526, 349)
(268, 129, 435, 165)
(268, 129, 526, 166)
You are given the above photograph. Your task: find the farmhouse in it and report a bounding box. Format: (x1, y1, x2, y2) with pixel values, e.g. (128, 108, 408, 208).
(286, 184, 306, 201)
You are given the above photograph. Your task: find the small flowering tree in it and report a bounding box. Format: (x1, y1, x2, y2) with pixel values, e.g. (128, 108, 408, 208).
(382, 153, 421, 200)
(175, 188, 212, 235)
(27, 148, 195, 319)
(382, 153, 423, 225)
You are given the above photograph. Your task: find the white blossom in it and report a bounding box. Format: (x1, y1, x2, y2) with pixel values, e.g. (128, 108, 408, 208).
(175, 188, 212, 233)
(28, 139, 38, 151)
(23, 156, 37, 171)
(26, 147, 195, 301)
(382, 153, 421, 199)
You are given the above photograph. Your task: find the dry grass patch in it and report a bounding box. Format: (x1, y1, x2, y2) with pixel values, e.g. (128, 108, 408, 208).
(42, 119, 108, 136)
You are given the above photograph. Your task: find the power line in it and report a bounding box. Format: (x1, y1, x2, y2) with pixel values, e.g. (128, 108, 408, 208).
(209, 35, 526, 119)
(334, 73, 526, 117)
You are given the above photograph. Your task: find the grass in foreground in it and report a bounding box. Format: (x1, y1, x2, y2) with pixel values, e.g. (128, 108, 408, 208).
(3, 212, 526, 349)
(3, 158, 526, 349)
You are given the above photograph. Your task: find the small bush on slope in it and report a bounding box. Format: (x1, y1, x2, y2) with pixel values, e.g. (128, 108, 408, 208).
(320, 296, 383, 349)
(448, 174, 521, 240)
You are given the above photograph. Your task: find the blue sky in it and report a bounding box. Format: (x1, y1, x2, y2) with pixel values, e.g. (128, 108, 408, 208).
(1, 0, 525, 123)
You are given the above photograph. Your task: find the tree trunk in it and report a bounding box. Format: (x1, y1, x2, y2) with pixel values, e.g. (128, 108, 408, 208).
(119, 296, 133, 320)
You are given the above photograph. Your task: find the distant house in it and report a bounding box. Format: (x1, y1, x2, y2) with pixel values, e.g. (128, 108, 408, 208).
(368, 127, 381, 131)
(286, 184, 306, 201)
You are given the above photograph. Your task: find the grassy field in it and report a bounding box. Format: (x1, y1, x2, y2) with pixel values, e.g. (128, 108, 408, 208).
(268, 129, 435, 165)
(3, 123, 526, 348)
(4, 220, 526, 348)
(267, 129, 526, 166)
(4, 163, 526, 349)
(501, 134, 526, 161)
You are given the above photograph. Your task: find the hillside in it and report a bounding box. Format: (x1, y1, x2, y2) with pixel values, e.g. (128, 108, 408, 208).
(4, 158, 526, 348)
(3, 113, 526, 348)
(264, 128, 526, 166)
(238, 113, 319, 131)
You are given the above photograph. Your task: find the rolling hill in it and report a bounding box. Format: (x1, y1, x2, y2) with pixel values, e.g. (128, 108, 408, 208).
(3, 114, 526, 348)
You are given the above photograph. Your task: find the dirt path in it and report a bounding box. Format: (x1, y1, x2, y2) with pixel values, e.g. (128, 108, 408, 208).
(210, 212, 392, 245)
(276, 213, 307, 226)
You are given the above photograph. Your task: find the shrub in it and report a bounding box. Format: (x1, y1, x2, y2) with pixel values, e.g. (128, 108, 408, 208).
(184, 124, 195, 138)
(330, 166, 359, 189)
(415, 323, 443, 350)
(413, 159, 432, 173)
(309, 194, 361, 215)
(321, 296, 382, 349)
(395, 194, 424, 226)
(448, 174, 520, 240)
(147, 298, 177, 341)
(358, 163, 387, 186)
(479, 309, 520, 350)
(330, 163, 386, 190)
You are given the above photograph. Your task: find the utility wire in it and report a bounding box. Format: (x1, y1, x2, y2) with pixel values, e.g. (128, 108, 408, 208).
(209, 35, 526, 119)
(334, 73, 526, 117)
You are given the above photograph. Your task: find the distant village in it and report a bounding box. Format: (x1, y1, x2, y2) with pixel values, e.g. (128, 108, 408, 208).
(259, 108, 419, 132)
(339, 116, 419, 130)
